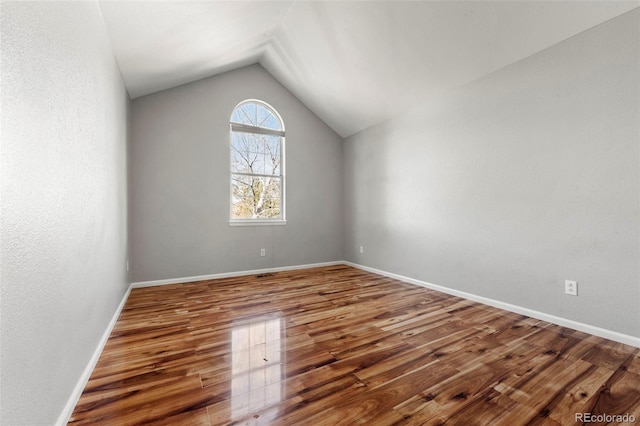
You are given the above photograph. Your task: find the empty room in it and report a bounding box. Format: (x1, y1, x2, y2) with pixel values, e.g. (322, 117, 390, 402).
(1, 1, 639, 425)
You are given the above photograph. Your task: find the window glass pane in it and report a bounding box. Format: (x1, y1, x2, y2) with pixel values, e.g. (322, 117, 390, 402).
(232, 103, 257, 126)
(263, 135, 281, 175)
(231, 134, 252, 174)
(231, 133, 260, 174)
(231, 174, 254, 219)
(231, 132, 281, 176)
(231, 175, 281, 220)
(256, 106, 281, 131)
(231, 102, 282, 131)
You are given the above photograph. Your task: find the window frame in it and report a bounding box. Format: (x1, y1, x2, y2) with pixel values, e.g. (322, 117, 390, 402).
(228, 99, 286, 226)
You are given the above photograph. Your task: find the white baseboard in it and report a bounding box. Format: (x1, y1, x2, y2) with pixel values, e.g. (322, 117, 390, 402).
(344, 261, 640, 348)
(55, 284, 133, 426)
(130, 261, 344, 288)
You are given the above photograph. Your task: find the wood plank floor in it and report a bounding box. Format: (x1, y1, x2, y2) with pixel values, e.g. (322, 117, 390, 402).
(69, 265, 640, 425)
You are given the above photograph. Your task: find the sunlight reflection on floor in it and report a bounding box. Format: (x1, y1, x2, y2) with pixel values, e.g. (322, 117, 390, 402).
(231, 316, 284, 420)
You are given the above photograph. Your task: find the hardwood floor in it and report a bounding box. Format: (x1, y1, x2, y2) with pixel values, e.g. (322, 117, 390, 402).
(69, 265, 640, 425)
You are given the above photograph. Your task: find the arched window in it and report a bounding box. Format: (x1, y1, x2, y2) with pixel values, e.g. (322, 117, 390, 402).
(229, 100, 286, 224)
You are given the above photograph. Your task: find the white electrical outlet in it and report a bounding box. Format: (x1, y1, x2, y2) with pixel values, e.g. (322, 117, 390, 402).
(260, 248, 266, 257)
(359, 246, 364, 254)
(565, 280, 578, 296)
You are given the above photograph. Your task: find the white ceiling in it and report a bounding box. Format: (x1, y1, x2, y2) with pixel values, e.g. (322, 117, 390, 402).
(99, 1, 639, 137)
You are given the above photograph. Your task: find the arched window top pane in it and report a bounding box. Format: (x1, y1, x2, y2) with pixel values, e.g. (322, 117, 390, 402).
(231, 100, 283, 132)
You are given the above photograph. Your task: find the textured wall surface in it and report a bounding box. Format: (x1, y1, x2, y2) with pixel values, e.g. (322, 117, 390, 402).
(343, 10, 640, 337)
(130, 64, 343, 282)
(0, 2, 130, 425)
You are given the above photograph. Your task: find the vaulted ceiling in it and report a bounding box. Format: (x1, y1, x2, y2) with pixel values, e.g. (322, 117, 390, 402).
(98, 1, 639, 137)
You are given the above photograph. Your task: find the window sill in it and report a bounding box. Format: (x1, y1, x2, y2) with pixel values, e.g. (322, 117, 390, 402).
(229, 220, 287, 227)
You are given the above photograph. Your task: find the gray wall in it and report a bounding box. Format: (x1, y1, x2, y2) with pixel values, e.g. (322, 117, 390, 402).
(0, 2, 130, 425)
(344, 10, 640, 337)
(130, 64, 343, 282)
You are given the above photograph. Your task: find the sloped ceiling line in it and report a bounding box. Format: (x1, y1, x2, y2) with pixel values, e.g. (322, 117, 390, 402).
(99, 1, 639, 137)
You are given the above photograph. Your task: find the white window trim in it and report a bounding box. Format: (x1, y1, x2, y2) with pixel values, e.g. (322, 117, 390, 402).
(231, 122, 285, 137)
(229, 100, 286, 226)
(229, 219, 287, 227)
